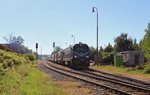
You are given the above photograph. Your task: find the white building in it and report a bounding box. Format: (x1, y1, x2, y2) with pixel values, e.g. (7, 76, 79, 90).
(121, 51, 144, 66)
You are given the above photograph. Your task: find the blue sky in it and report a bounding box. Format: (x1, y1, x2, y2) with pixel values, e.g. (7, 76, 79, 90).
(0, 0, 150, 54)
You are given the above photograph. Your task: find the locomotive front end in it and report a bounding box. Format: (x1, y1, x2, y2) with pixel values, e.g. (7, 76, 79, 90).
(73, 43, 90, 68)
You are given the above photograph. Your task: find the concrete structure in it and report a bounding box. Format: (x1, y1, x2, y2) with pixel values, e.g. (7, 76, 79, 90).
(120, 51, 144, 66)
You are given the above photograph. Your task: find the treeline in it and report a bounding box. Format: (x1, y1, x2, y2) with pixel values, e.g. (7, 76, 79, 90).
(90, 22, 150, 73)
(3, 34, 32, 53)
(89, 33, 140, 62)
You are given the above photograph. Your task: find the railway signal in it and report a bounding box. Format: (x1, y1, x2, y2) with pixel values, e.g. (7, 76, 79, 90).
(36, 43, 38, 64)
(53, 42, 55, 48)
(36, 43, 38, 49)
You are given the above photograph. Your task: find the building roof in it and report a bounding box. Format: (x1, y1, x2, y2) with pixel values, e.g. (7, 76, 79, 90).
(0, 44, 16, 52)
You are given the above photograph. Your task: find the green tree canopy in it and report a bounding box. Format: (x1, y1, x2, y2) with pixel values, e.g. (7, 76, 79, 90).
(104, 43, 113, 52)
(89, 46, 96, 61)
(99, 46, 103, 52)
(142, 23, 150, 60)
(114, 33, 134, 52)
(52, 46, 62, 54)
(89, 46, 96, 54)
(133, 38, 139, 51)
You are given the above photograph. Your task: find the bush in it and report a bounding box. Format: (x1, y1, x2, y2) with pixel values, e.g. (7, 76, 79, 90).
(24, 53, 35, 61)
(100, 52, 114, 65)
(135, 65, 144, 70)
(3, 59, 13, 67)
(143, 62, 150, 73)
(0, 56, 4, 63)
(0, 50, 31, 74)
(3, 54, 11, 59)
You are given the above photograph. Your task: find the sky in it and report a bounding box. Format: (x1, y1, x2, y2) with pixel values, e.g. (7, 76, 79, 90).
(0, 0, 150, 54)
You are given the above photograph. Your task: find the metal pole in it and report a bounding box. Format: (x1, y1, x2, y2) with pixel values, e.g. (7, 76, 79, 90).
(97, 8, 98, 55)
(92, 7, 99, 55)
(71, 35, 75, 45)
(74, 36, 75, 44)
(36, 48, 38, 64)
(40, 47, 42, 62)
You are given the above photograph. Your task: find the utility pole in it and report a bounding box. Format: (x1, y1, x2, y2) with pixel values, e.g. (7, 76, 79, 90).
(71, 35, 75, 45)
(40, 47, 42, 62)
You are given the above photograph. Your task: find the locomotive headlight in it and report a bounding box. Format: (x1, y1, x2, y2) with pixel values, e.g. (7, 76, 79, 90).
(74, 55, 77, 58)
(86, 56, 89, 58)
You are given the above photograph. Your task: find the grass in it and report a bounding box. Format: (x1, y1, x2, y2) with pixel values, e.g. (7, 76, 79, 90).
(57, 81, 91, 95)
(0, 63, 66, 95)
(91, 65, 150, 81)
(0, 63, 92, 95)
(21, 65, 65, 95)
(0, 50, 91, 95)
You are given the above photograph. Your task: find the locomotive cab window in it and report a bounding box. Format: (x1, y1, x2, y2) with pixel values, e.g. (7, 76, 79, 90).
(73, 44, 89, 53)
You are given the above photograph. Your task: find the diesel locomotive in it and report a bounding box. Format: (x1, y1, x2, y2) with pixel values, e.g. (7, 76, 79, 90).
(49, 42, 90, 68)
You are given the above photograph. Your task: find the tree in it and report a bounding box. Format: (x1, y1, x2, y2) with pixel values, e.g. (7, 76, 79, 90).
(139, 39, 143, 51)
(114, 33, 134, 52)
(89, 46, 96, 54)
(104, 43, 113, 52)
(98, 46, 103, 57)
(3, 34, 31, 53)
(4, 34, 24, 45)
(142, 23, 150, 60)
(52, 46, 62, 54)
(89, 46, 96, 61)
(99, 46, 103, 52)
(133, 38, 139, 51)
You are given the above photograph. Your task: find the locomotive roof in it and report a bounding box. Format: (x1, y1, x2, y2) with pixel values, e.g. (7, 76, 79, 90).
(51, 43, 88, 55)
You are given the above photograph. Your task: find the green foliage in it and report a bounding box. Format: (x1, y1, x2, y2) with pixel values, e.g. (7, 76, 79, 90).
(133, 38, 139, 51)
(135, 65, 144, 70)
(98, 43, 114, 64)
(100, 51, 114, 64)
(0, 50, 65, 95)
(142, 23, 150, 60)
(24, 53, 35, 61)
(143, 62, 150, 73)
(114, 33, 137, 52)
(104, 43, 113, 52)
(89, 46, 96, 61)
(52, 46, 62, 54)
(21, 65, 65, 95)
(0, 63, 66, 95)
(138, 39, 143, 51)
(141, 23, 150, 73)
(91, 65, 150, 77)
(0, 49, 30, 74)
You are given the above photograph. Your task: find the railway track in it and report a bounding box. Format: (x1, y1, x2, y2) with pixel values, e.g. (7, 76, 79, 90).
(44, 61, 150, 95)
(83, 68, 150, 90)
